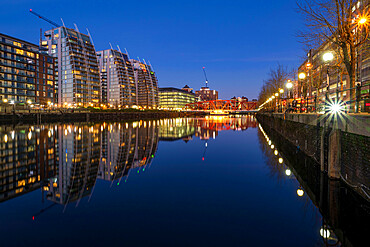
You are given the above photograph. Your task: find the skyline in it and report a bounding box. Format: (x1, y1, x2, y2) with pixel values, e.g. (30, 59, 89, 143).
(0, 0, 305, 99)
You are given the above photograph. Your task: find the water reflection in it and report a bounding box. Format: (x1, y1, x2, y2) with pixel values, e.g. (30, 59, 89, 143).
(0, 115, 256, 206)
(257, 122, 369, 246)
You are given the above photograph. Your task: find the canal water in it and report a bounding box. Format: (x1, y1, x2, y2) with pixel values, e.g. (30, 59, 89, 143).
(0, 116, 367, 246)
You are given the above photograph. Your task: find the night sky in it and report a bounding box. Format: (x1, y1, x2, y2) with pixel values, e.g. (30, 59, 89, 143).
(0, 0, 305, 99)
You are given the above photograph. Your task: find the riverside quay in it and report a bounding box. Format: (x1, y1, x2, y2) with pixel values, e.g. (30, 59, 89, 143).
(1, 1, 370, 247)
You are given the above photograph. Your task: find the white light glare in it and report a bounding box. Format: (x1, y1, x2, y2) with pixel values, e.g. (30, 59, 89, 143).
(329, 102, 343, 114)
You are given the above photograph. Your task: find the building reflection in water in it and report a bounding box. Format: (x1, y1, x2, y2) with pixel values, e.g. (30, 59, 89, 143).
(0, 125, 57, 203)
(0, 116, 256, 206)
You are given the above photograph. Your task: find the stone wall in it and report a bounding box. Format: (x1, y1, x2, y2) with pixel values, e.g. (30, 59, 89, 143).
(257, 113, 370, 200)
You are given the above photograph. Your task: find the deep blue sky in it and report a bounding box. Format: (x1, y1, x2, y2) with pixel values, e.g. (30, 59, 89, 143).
(0, 0, 305, 99)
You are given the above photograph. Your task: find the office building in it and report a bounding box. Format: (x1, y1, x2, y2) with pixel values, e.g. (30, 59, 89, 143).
(195, 87, 218, 101)
(42, 27, 100, 107)
(97, 49, 137, 108)
(0, 33, 56, 107)
(132, 60, 159, 109)
(159, 87, 196, 110)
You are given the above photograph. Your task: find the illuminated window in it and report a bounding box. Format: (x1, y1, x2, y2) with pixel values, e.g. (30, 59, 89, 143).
(16, 49, 24, 55)
(13, 41, 21, 47)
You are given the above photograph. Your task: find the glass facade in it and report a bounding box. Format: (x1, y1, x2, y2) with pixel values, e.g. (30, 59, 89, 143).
(132, 60, 159, 109)
(97, 49, 136, 107)
(42, 27, 100, 107)
(159, 87, 196, 110)
(0, 33, 56, 107)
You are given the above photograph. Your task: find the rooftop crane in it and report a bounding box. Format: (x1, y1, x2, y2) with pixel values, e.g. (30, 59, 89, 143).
(202, 67, 209, 88)
(29, 9, 61, 27)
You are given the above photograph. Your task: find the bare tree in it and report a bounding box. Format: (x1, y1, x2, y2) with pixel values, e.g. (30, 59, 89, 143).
(258, 64, 293, 105)
(297, 0, 370, 107)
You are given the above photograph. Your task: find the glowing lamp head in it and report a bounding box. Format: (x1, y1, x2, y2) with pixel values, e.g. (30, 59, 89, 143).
(279, 89, 284, 94)
(274, 150, 278, 155)
(359, 17, 367, 25)
(329, 102, 343, 114)
(3, 99, 8, 103)
(274, 93, 279, 97)
(272, 96, 275, 99)
(286, 82, 293, 89)
(323, 52, 334, 62)
(297, 189, 304, 197)
(27, 100, 32, 104)
(278, 158, 283, 163)
(298, 72, 306, 79)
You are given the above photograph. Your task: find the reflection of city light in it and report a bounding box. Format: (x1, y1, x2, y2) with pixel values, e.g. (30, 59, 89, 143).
(297, 189, 304, 197)
(278, 158, 283, 163)
(285, 169, 291, 176)
(320, 228, 331, 239)
(4, 134, 8, 143)
(28, 132, 32, 140)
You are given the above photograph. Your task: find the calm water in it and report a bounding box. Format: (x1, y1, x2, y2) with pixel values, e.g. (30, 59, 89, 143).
(0, 116, 367, 246)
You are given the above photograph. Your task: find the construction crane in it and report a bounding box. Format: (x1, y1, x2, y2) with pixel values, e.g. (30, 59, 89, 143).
(29, 9, 60, 27)
(202, 67, 209, 88)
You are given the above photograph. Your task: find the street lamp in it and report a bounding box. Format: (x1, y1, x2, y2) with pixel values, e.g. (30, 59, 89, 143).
(323, 52, 334, 63)
(286, 80, 293, 99)
(298, 72, 306, 80)
(358, 17, 367, 25)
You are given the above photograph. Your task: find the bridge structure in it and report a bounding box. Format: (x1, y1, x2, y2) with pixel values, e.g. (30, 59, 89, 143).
(184, 99, 258, 114)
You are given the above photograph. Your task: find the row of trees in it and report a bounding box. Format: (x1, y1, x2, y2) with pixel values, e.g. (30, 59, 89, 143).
(258, 0, 370, 107)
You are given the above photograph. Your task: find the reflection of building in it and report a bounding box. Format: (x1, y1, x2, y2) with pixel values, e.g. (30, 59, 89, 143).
(159, 87, 196, 110)
(194, 115, 257, 139)
(45, 124, 100, 205)
(0, 125, 57, 202)
(132, 60, 159, 109)
(159, 118, 195, 141)
(97, 49, 136, 107)
(99, 121, 159, 181)
(0, 33, 56, 106)
(195, 87, 218, 101)
(42, 27, 100, 107)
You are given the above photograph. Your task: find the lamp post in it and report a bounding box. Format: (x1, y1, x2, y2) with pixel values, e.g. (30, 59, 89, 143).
(298, 72, 306, 112)
(323, 51, 334, 113)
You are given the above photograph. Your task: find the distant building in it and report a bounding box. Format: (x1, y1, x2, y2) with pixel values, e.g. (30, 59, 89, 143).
(42, 27, 100, 107)
(159, 87, 196, 110)
(182, 85, 193, 93)
(131, 60, 159, 109)
(0, 33, 56, 107)
(97, 49, 136, 108)
(195, 87, 218, 101)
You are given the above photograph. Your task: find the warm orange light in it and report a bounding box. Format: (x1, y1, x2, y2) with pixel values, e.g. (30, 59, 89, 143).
(359, 17, 367, 25)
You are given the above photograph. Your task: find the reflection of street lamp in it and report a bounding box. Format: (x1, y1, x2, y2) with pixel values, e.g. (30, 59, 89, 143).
(320, 227, 331, 239)
(285, 169, 291, 176)
(297, 188, 304, 197)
